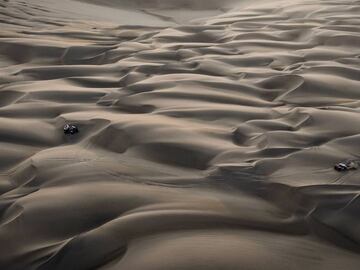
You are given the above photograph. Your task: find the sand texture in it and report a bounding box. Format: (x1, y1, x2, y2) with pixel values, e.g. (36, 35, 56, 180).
(1, 0, 360, 269)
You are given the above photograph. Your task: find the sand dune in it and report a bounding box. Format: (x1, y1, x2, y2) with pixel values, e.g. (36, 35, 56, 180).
(1, 0, 360, 269)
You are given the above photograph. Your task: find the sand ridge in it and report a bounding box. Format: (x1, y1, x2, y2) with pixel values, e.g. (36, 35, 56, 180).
(0, 0, 360, 269)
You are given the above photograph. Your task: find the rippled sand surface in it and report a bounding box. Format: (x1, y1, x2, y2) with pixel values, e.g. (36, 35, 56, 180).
(1, 0, 360, 269)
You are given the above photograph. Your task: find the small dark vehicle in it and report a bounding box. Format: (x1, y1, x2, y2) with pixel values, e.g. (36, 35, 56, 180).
(63, 124, 79, 135)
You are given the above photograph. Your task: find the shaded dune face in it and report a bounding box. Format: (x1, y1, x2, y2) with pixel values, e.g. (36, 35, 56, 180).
(1, 0, 360, 269)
